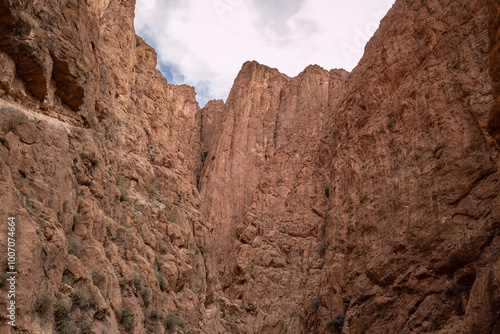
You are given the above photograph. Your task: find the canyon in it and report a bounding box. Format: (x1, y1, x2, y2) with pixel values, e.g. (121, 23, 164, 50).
(0, 0, 499, 333)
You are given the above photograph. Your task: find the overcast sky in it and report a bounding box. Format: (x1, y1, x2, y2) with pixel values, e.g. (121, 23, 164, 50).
(134, 0, 396, 106)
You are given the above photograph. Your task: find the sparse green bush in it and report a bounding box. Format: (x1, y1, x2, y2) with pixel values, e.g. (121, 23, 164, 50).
(70, 289, 90, 308)
(163, 312, 184, 332)
(133, 274, 143, 291)
(142, 287, 151, 305)
(327, 314, 345, 333)
(310, 297, 320, 312)
(60, 321, 78, 334)
(163, 210, 177, 223)
(119, 307, 135, 331)
(91, 269, 105, 288)
(324, 186, 330, 198)
(61, 271, 74, 286)
(53, 301, 70, 332)
(7, 114, 29, 131)
(36, 295, 53, 315)
(155, 272, 167, 291)
(67, 236, 84, 257)
(148, 309, 162, 323)
(114, 174, 127, 187)
(119, 276, 129, 289)
(80, 322, 92, 334)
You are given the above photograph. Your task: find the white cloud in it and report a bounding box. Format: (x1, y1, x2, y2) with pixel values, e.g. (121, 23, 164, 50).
(134, 0, 395, 106)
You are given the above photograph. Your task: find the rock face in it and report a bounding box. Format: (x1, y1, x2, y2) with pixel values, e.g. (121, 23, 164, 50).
(201, 0, 500, 333)
(200, 63, 349, 333)
(0, 0, 499, 333)
(0, 1, 221, 333)
(320, 0, 500, 333)
(488, 0, 500, 143)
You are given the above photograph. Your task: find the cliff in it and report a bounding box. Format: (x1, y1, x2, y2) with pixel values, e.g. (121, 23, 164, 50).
(0, 0, 499, 333)
(320, 0, 500, 333)
(0, 0, 221, 333)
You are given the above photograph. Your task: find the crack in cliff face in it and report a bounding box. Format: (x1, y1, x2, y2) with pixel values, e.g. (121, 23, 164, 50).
(0, 0, 499, 333)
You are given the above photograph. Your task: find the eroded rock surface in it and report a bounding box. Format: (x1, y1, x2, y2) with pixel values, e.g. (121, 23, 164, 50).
(487, 0, 500, 144)
(0, 1, 221, 333)
(320, 0, 500, 333)
(0, 0, 499, 333)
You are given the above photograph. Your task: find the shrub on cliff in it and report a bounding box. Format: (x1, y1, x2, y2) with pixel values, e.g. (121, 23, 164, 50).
(70, 289, 90, 308)
(67, 236, 84, 257)
(327, 314, 345, 333)
(91, 269, 105, 288)
(80, 322, 92, 334)
(7, 114, 29, 131)
(310, 297, 321, 312)
(53, 301, 78, 333)
(118, 307, 135, 331)
(36, 295, 53, 315)
(163, 312, 184, 332)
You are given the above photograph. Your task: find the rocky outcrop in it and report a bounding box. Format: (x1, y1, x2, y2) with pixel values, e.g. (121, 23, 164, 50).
(0, 1, 221, 333)
(201, 99, 225, 154)
(201, 0, 500, 333)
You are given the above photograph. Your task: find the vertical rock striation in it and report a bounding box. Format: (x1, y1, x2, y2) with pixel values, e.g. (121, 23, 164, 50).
(200, 62, 349, 333)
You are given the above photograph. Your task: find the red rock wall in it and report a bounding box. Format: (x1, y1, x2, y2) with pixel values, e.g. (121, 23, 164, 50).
(321, 0, 500, 333)
(0, 1, 222, 333)
(0, 0, 499, 333)
(200, 63, 348, 333)
(488, 0, 500, 143)
(202, 0, 500, 333)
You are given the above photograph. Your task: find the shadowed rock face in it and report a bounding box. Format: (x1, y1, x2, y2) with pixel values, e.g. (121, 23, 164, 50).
(320, 0, 500, 333)
(488, 0, 500, 144)
(0, 0, 499, 333)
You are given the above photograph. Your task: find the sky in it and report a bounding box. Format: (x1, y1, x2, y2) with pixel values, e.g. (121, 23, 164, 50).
(134, 0, 396, 106)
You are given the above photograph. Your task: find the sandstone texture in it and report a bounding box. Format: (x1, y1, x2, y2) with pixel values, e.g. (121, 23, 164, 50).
(488, 0, 500, 143)
(0, 0, 499, 333)
(0, 0, 221, 333)
(320, 0, 500, 333)
(202, 0, 500, 333)
(200, 63, 349, 333)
